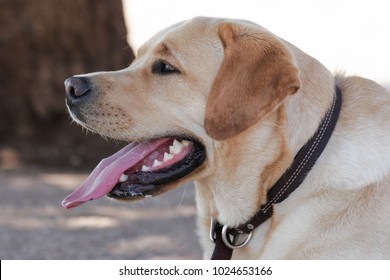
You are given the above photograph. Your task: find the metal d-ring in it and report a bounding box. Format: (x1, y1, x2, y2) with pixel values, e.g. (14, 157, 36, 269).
(221, 224, 253, 249)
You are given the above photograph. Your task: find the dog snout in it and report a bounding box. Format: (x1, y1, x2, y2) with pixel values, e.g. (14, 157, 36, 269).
(65, 77, 91, 101)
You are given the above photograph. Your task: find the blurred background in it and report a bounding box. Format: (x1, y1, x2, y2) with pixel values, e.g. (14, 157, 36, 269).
(0, 0, 389, 259)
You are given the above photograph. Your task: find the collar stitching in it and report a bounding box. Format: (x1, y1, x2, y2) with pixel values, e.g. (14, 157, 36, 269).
(262, 93, 337, 212)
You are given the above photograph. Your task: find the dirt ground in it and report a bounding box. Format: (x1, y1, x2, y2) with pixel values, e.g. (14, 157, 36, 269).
(0, 168, 202, 260)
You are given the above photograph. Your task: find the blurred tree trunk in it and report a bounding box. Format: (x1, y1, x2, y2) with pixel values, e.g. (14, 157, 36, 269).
(0, 0, 135, 169)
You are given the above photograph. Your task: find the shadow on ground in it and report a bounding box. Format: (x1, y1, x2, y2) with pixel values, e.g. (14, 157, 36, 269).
(0, 169, 202, 259)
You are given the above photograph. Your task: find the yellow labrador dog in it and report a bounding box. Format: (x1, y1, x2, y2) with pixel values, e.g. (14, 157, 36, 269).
(63, 17, 390, 259)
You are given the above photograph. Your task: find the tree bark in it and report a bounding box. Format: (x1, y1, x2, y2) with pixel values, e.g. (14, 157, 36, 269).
(0, 0, 135, 169)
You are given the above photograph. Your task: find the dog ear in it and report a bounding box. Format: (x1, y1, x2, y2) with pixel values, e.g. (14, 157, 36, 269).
(204, 23, 301, 140)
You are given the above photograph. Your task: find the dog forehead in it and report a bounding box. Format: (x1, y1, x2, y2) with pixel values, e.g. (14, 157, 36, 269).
(165, 17, 222, 40)
(138, 17, 222, 56)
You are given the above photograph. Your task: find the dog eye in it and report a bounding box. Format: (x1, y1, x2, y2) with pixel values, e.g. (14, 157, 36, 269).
(152, 60, 179, 75)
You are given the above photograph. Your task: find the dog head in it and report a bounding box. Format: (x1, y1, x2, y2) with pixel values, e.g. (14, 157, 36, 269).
(62, 17, 300, 209)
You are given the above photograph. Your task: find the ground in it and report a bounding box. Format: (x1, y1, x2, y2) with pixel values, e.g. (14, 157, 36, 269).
(0, 168, 201, 259)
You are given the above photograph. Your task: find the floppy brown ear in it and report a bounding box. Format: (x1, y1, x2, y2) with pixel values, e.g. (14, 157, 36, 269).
(204, 23, 301, 140)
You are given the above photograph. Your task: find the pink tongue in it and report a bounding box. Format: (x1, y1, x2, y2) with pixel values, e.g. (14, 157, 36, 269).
(62, 138, 170, 209)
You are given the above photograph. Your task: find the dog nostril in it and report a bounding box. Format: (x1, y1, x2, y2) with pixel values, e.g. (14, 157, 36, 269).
(64, 77, 91, 98)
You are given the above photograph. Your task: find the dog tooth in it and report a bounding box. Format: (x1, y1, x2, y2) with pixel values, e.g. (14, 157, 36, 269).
(173, 139, 182, 146)
(163, 152, 174, 162)
(141, 165, 150, 172)
(182, 140, 191, 147)
(119, 174, 128, 183)
(170, 139, 184, 155)
(152, 159, 163, 168)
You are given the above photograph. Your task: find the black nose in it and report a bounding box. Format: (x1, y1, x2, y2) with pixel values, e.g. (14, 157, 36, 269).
(64, 77, 91, 99)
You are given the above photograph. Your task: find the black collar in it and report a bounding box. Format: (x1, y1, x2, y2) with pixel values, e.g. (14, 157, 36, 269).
(210, 86, 342, 260)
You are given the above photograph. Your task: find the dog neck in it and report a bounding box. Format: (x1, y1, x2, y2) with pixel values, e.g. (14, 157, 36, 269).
(210, 87, 342, 259)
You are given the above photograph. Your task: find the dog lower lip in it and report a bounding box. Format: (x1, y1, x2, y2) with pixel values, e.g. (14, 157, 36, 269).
(107, 183, 156, 198)
(107, 141, 206, 199)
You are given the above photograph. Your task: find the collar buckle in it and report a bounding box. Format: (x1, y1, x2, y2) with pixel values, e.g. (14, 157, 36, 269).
(209, 217, 217, 243)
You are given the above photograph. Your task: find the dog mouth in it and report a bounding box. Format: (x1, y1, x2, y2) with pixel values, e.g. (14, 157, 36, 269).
(62, 137, 206, 209)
